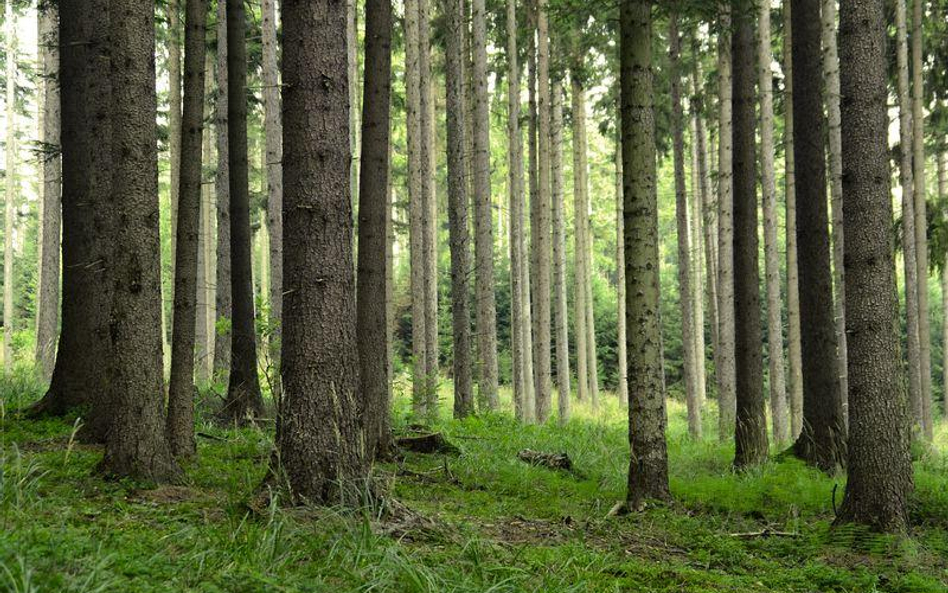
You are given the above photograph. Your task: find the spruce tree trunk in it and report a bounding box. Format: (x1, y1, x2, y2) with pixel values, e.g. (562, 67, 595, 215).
(783, 0, 804, 440)
(822, 0, 848, 427)
(359, 0, 395, 455)
(99, 0, 179, 482)
(759, 0, 788, 444)
(911, 0, 932, 441)
(835, 0, 913, 531)
(621, 0, 670, 507)
(941, 151, 948, 416)
(194, 52, 215, 384)
(551, 77, 570, 423)
(164, 0, 182, 361)
(716, 7, 736, 441)
(791, 0, 847, 471)
(615, 141, 628, 406)
(689, 107, 706, 411)
(420, 0, 439, 417)
(3, 0, 15, 373)
(261, 0, 283, 401)
(572, 71, 589, 406)
(669, 13, 700, 440)
(732, 11, 769, 468)
(472, 0, 499, 411)
(222, 0, 264, 421)
(525, 0, 539, 422)
(275, 0, 368, 502)
(213, 0, 232, 379)
(167, 0, 209, 458)
(444, 0, 474, 419)
(35, 5, 61, 384)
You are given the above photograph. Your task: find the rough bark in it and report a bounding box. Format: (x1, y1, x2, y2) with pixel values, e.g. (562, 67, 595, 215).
(35, 5, 61, 383)
(621, 0, 670, 506)
(194, 51, 215, 384)
(572, 71, 589, 406)
(275, 0, 368, 503)
(473, 0, 499, 411)
(444, 0, 475, 419)
(669, 13, 700, 440)
(580, 87, 600, 410)
(3, 0, 15, 373)
(98, 0, 179, 482)
(262, 0, 283, 401)
(420, 0, 439, 417)
(784, 0, 804, 440)
(213, 0, 232, 378)
(167, 0, 209, 459)
(164, 0, 182, 361)
(525, 0, 538, 422)
(791, 0, 847, 471)
(689, 102, 706, 411)
(732, 12, 768, 468)
(835, 0, 913, 531)
(221, 0, 264, 421)
(615, 141, 628, 406)
(551, 77, 570, 423)
(716, 7, 736, 441)
(759, 0, 788, 444)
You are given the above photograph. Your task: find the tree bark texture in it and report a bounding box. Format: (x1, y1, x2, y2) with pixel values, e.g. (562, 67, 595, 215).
(213, 0, 232, 378)
(551, 77, 570, 423)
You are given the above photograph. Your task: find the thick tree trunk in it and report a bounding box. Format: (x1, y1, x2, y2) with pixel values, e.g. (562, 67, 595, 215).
(359, 0, 394, 455)
(621, 0, 670, 507)
(213, 0, 232, 379)
(615, 141, 628, 406)
(572, 72, 589, 406)
(472, 0, 499, 411)
(732, 12, 768, 468)
(791, 0, 847, 471)
(759, 0, 788, 444)
(669, 14, 700, 440)
(444, 0, 474, 419)
(3, 0, 15, 373)
(716, 8, 736, 441)
(35, 6, 61, 384)
(822, 0, 848, 427)
(835, 0, 913, 531)
(551, 78, 570, 423)
(167, 0, 209, 459)
(99, 0, 179, 482)
(262, 0, 283, 401)
(911, 0, 932, 441)
(222, 0, 264, 421)
(783, 0, 804, 440)
(275, 0, 368, 502)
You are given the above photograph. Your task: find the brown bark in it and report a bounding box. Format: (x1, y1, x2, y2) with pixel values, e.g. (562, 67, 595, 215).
(420, 0, 439, 417)
(572, 70, 589, 406)
(551, 77, 570, 422)
(213, 0, 232, 378)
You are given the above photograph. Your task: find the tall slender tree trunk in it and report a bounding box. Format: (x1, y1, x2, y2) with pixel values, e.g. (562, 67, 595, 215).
(261, 0, 283, 402)
(420, 0, 439, 417)
(222, 0, 264, 421)
(669, 13, 700, 439)
(3, 0, 15, 373)
(359, 0, 395, 456)
(941, 151, 948, 415)
(525, 0, 539, 422)
(572, 71, 589, 406)
(213, 0, 232, 379)
(99, 0, 179, 482)
(689, 105, 707, 411)
(35, 5, 61, 383)
(791, 0, 847, 471)
(195, 52, 215, 384)
(349, 0, 360, 218)
(716, 7, 736, 441)
(165, 0, 182, 361)
(167, 0, 209, 459)
(759, 0, 788, 444)
(275, 0, 368, 502)
(835, 0, 913, 531)
(784, 0, 804, 440)
(551, 77, 570, 422)
(622, 0, 670, 507)
(615, 139, 629, 407)
(911, 0, 932, 441)
(444, 0, 474, 419)
(822, 0, 848, 427)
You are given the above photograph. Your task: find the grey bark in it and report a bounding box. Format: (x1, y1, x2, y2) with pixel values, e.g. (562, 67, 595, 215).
(572, 71, 589, 406)
(551, 77, 570, 423)
(615, 140, 628, 406)
(165, 0, 182, 359)
(420, 0, 439, 417)
(194, 51, 215, 384)
(213, 0, 232, 378)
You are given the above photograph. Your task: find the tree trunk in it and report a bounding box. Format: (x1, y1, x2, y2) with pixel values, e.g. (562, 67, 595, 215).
(165, 0, 182, 360)
(940, 151, 947, 416)
(194, 51, 215, 384)
(3, 0, 15, 373)
(167, 0, 209, 459)
(732, 11, 768, 468)
(716, 7, 736, 442)
(615, 140, 629, 407)
(35, 5, 61, 384)
(759, 0, 788, 444)
(791, 0, 847, 471)
(261, 0, 283, 402)
(358, 0, 394, 455)
(473, 0, 499, 411)
(911, 0, 932, 441)
(621, 0, 670, 507)
(222, 0, 264, 421)
(551, 77, 570, 423)
(689, 104, 706, 411)
(835, 0, 913, 531)
(444, 0, 474, 419)
(669, 13, 700, 440)
(420, 0, 439, 418)
(783, 0, 804, 441)
(275, 0, 368, 502)
(526, 0, 539, 422)
(572, 71, 589, 406)
(349, 0, 361, 221)
(98, 0, 179, 482)
(213, 0, 232, 379)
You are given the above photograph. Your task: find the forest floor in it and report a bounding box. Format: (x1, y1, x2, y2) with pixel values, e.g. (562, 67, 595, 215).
(2, 373, 948, 592)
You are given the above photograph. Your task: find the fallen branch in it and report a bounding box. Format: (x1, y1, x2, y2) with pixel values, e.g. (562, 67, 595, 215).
(728, 528, 799, 539)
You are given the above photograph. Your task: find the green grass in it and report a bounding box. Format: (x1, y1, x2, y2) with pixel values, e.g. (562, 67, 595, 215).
(2, 372, 947, 592)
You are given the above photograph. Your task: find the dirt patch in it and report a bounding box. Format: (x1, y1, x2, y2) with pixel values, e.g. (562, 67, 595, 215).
(131, 486, 208, 505)
(18, 435, 102, 454)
